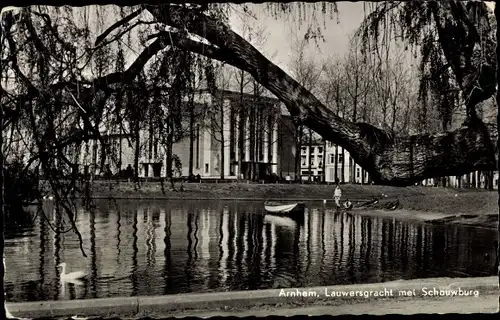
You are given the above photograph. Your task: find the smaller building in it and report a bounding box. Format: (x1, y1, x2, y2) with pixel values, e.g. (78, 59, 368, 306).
(300, 141, 370, 183)
(299, 143, 325, 181)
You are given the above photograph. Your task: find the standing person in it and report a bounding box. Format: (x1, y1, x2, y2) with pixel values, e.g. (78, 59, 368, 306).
(333, 183, 342, 209)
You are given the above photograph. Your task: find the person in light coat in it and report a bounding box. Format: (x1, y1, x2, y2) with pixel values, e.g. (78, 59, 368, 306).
(333, 183, 342, 209)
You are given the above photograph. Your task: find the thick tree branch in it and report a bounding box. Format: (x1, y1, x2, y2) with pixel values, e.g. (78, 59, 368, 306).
(94, 7, 145, 46)
(146, 4, 496, 186)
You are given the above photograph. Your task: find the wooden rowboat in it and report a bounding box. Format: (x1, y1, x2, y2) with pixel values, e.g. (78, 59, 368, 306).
(264, 201, 305, 221)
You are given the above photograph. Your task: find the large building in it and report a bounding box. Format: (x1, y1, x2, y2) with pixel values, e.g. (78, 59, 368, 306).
(73, 89, 297, 180)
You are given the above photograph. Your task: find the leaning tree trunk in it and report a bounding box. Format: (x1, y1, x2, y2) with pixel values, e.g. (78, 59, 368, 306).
(108, 6, 498, 187)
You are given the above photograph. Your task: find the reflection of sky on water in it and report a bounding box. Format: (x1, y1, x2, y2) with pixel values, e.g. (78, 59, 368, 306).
(4, 200, 498, 302)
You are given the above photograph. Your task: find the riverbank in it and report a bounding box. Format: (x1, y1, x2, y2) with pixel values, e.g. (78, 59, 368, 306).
(6, 276, 498, 318)
(81, 181, 498, 229)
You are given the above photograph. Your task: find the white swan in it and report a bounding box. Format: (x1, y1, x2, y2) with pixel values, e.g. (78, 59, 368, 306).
(58, 263, 87, 281)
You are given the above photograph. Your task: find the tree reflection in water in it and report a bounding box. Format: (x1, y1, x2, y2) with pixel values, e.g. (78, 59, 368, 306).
(4, 199, 498, 302)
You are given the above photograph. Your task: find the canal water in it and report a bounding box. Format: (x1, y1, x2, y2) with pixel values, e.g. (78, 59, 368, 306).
(4, 200, 498, 302)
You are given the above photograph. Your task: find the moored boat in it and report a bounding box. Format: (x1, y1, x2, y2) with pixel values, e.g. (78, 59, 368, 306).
(264, 201, 305, 221)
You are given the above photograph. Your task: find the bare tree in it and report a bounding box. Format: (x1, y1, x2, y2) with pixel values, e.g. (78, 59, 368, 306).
(288, 36, 324, 182)
(229, 16, 277, 181)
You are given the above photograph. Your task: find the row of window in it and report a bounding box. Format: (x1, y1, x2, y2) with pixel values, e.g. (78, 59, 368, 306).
(301, 142, 341, 155)
(326, 168, 363, 180)
(301, 146, 323, 154)
(303, 168, 363, 178)
(301, 154, 345, 166)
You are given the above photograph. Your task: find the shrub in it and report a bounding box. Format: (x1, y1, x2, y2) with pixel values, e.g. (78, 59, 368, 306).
(4, 160, 41, 211)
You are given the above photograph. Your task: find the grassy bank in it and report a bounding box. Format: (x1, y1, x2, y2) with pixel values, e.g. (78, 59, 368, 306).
(75, 181, 499, 229)
(86, 180, 486, 201)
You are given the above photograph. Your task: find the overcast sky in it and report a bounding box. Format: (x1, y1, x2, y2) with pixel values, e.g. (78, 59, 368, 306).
(228, 2, 367, 74)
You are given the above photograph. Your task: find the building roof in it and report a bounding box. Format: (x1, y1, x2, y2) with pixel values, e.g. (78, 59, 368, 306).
(195, 88, 291, 117)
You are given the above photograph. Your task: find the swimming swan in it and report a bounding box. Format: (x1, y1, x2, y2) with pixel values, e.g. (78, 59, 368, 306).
(58, 263, 87, 281)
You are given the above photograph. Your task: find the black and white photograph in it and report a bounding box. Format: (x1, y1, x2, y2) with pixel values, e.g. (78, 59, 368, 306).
(2, 1, 500, 318)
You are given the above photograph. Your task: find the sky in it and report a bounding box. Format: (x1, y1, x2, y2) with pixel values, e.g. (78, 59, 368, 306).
(3, 2, 495, 87)
(228, 2, 367, 75)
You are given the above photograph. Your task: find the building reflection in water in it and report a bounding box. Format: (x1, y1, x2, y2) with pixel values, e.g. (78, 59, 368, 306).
(4, 200, 498, 302)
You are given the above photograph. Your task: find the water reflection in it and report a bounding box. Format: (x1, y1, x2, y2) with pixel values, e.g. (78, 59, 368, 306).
(4, 200, 498, 302)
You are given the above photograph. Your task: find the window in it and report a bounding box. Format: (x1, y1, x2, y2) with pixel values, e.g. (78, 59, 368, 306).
(205, 163, 209, 173)
(356, 168, 360, 178)
(318, 147, 323, 154)
(301, 147, 307, 154)
(301, 170, 309, 175)
(310, 155, 315, 164)
(338, 154, 344, 163)
(329, 154, 335, 164)
(301, 155, 307, 166)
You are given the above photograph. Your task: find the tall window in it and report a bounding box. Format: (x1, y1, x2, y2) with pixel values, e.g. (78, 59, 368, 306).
(301, 155, 307, 166)
(338, 154, 344, 163)
(329, 154, 334, 164)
